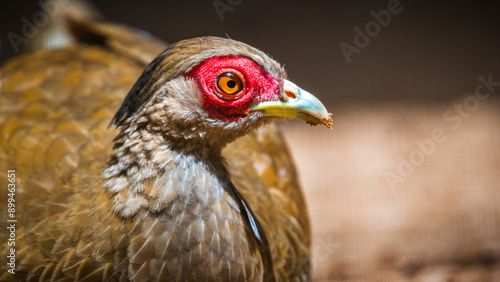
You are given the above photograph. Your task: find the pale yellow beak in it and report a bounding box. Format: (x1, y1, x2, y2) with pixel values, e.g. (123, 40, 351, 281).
(251, 79, 332, 128)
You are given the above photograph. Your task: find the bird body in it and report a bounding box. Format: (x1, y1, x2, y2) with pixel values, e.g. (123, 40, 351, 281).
(0, 16, 331, 281)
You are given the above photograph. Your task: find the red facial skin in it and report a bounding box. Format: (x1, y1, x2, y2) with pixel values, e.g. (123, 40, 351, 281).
(188, 56, 281, 121)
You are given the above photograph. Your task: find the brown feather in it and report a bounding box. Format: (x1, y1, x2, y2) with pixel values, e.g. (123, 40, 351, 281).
(0, 15, 311, 281)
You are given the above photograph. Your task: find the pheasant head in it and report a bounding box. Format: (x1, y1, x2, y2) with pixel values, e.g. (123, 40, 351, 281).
(111, 37, 332, 154)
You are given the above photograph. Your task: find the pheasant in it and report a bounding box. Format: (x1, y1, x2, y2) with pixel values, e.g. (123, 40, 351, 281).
(0, 15, 332, 281)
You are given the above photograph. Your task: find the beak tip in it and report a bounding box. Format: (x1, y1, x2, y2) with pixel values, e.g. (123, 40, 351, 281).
(324, 113, 334, 129)
(310, 112, 333, 129)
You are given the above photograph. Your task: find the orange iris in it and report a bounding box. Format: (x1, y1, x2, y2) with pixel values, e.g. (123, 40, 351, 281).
(216, 72, 243, 99)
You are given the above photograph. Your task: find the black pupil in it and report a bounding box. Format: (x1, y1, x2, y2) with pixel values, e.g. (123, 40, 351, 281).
(227, 80, 237, 88)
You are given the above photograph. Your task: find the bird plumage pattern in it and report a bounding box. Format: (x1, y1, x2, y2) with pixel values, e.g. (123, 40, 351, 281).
(0, 15, 331, 281)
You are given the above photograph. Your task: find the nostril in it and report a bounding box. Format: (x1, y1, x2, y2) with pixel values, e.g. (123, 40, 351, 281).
(285, 90, 297, 99)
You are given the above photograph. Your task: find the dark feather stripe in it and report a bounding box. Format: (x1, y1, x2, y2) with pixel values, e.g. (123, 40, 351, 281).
(228, 180, 276, 282)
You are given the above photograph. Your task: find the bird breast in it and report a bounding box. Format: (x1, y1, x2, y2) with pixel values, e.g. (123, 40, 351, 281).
(102, 137, 264, 280)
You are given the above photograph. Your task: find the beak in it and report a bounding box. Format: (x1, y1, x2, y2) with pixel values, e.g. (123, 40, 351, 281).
(251, 79, 333, 128)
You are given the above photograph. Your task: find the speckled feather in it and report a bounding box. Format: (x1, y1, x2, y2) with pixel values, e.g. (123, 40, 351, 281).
(0, 18, 310, 281)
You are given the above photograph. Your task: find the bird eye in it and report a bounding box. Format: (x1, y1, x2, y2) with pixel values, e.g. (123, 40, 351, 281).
(216, 72, 243, 98)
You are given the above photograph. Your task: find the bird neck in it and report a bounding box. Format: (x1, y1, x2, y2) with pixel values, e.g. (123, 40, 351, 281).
(103, 124, 230, 218)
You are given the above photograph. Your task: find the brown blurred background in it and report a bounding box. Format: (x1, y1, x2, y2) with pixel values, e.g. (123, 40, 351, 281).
(2, 1, 500, 281)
